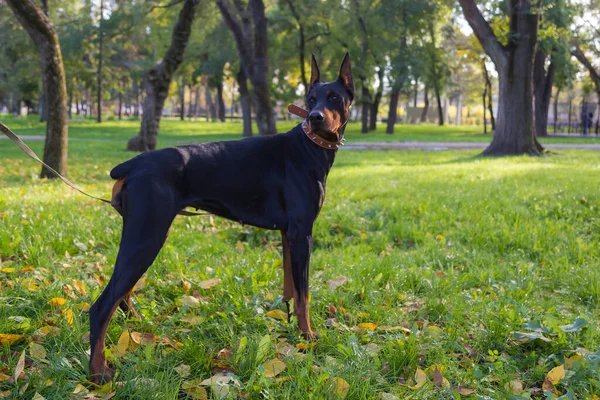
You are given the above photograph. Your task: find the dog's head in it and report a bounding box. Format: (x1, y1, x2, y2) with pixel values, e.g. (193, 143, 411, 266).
(305, 53, 354, 141)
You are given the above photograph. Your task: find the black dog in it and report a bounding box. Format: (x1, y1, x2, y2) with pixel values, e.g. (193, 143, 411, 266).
(89, 53, 354, 383)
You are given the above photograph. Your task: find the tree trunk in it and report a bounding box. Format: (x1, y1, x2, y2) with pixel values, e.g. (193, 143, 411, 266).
(217, 0, 276, 135)
(237, 69, 252, 137)
(11, 89, 19, 115)
(455, 94, 462, 125)
(413, 80, 418, 107)
(180, 77, 185, 121)
(361, 84, 370, 133)
(568, 98, 572, 134)
(434, 83, 443, 125)
(482, 61, 495, 131)
(194, 85, 200, 120)
(205, 84, 216, 121)
(533, 49, 555, 137)
(420, 86, 429, 123)
(386, 88, 400, 134)
(96, 0, 103, 123)
(483, 85, 488, 134)
(118, 90, 122, 121)
(68, 88, 72, 119)
(553, 88, 560, 133)
(369, 67, 384, 130)
(127, 0, 200, 152)
(7, 0, 68, 178)
(459, 0, 543, 156)
(39, 93, 47, 122)
(216, 80, 226, 122)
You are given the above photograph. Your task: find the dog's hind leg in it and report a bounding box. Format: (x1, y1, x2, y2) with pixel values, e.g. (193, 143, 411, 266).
(89, 180, 177, 384)
(118, 290, 140, 319)
(281, 231, 296, 323)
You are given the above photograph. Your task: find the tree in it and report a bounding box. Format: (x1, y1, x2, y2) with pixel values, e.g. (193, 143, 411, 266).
(217, 0, 277, 135)
(571, 45, 600, 131)
(6, 0, 68, 178)
(127, 0, 200, 152)
(459, 0, 544, 156)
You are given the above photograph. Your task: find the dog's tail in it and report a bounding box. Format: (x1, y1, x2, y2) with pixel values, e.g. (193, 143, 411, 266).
(110, 157, 139, 180)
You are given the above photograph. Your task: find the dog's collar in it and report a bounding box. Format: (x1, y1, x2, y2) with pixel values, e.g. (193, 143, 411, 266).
(287, 104, 345, 150)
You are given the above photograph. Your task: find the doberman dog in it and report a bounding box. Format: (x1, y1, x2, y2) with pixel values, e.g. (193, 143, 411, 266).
(89, 53, 354, 383)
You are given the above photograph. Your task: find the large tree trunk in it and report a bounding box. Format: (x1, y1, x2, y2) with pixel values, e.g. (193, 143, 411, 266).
(483, 84, 488, 134)
(455, 94, 462, 125)
(96, 0, 104, 123)
(216, 80, 226, 122)
(7, 0, 68, 178)
(179, 77, 185, 121)
(127, 0, 200, 152)
(420, 86, 429, 123)
(218, 0, 276, 135)
(194, 85, 200, 120)
(533, 49, 555, 137)
(459, 0, 543, 156)
(572, 45, 600, 136)
(237, 69, 252, 137)
(205, 84, 216, 121)
(434, 84, 443, 126)
(369, 67, 384, 130)
(482, 61, 495, 131)
(386, 88, 400, 134)
(361, 84, 370, 133)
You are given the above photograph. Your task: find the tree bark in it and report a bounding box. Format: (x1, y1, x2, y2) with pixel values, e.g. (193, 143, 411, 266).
(369, 67, 384, 130)
(533, 49, 555, 137)
(434, 84, 443, 126)
(96, 0, 104, 123)
(483, 83, 488, 134)
(194, 85, 200, 120)
(118, 90, 122, 121)
(572, 45, 600, 134)
(360, 83, 370, 133)
(180, 77, 185, 121)
(553, 88, 560, 133)
(217, 0, 276, 135)
(7, 0, 68, 178)
(205, 84, 216, 121)
(237, 69, 252, 137)
(413, 80, 418, 107)
(420, 86, 429, 123)
(216, 80, 226, 122)
(459, 0, 543, 156)
(386, 88, 400, 134)
(127, 0, 200, 152)
(568, 97, 572, 134)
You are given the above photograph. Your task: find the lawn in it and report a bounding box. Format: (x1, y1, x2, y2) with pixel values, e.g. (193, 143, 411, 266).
(3, 114, 600, 145)
(1, 120, 600, 399)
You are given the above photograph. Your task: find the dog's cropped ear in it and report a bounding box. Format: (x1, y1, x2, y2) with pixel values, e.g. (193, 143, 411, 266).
(309, 53, 320, 92)
(338, 52, 354, 101)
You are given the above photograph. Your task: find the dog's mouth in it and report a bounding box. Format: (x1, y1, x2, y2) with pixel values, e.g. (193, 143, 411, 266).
(308, 123, 342, 141)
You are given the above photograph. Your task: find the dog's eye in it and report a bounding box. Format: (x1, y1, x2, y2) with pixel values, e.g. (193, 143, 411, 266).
(308, 98, 316, 107)
(330, 94, 340, 102)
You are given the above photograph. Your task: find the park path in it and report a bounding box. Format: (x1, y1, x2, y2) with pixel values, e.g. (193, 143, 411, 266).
(3, 135, 600, 150)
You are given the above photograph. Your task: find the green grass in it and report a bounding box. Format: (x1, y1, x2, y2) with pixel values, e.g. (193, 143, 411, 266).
(2, 121, 600, 399)
(3, 113, 600, 145)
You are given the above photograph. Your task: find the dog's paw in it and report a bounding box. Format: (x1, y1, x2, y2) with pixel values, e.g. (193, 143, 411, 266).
(301, 330, 320, 341)
(90, 364, 115, 385)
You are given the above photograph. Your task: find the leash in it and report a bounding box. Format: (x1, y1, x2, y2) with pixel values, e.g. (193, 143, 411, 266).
(0, 120, 205, 217)
(287, 104, 345, 150)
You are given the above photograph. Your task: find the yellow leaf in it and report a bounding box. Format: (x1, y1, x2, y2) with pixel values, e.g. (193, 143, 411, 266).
(411, 368, 427, 390)
(457, 386, 475, 396)
(183, 385, 208, 400)
(360, 233, 367, 239)
(14, 349, 25, 382)
(236, 241, 244, 251)
(32, 393, 45, 400)
(65, 308, 74, 326)
(175, 364, 191, 378)
(48, 297, 67, 307)
(77, 302, 91, 312)
(506, 379, 523, 394)
(30, 342, 47, 359)
(565, 355, 583, 369)
(295, 342, 316, 351)
(113, 330, 129, 357)
(198, 278, 221, 289)
(262, 359, 286, 378)
(180, 296, 200, 307)
(331, 377, 350, 398)
(72, 384, 89, 395)
(1, 268, 15, 273)
(0, 334, 23, 345)
(546, 364, 565, 385)
(0, 373, 9, 382)
(72, 279, 87, 296)
(357, 323, 378, 331)
(266, 310, 288, 320)
(34, 326, 60, 338)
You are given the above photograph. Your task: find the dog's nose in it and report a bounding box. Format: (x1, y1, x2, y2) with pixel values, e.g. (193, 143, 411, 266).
(309, 111, 324, 124)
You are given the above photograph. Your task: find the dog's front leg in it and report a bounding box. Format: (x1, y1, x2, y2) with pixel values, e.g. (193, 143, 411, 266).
(285, 228, 315, 339)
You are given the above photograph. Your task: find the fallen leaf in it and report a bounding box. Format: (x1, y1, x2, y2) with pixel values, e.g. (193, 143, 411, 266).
(542, 378, 559, 395)
(334, 377, 350, 398)
(457, 386, 475, 396)
(65, 308, 74, 326)
(295, 342, 316, 351)
(217, 348, 233, 360)
(262, 359, 286, 378)
(0, 373, 9, 383)
(357, 323, 377, 331)
(365, 343, 381, 355)
(0, 334, 23, 345)
(546, 364, 565, 385)
(112, 330, 129, 357)
(378, 394, 400, 400)
(130, 332, 156, 345)
(31, 393, 45, 400)
(327, 303, 337, 317)
(180, 296, 200, 307)
(14, 349, 25, 382)
(72, 384, 89, 395)
(175, 364, 191, 378)
(506, 379, 523, 394)
(236, 241, 244, 251)
(77, 302, 91, 312)
(199, 278, 221, 289)
(199, 373, 233, 386)
(47, 298, 67, 307)
(328, 276, 348, 290)
(433, 368, 443, 387)
(29, 342, 47, 359)
(565, 354, 583, 369)
(72, 279, 87, 296)
(560, 318, 588, 333)
(411, 368, 427, 390)
(266, 309, 288, 320)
